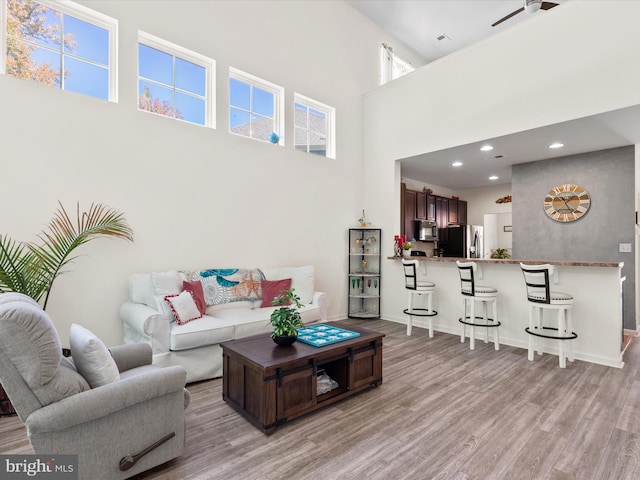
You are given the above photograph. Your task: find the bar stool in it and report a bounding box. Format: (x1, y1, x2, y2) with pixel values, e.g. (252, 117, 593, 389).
(520, 263, 576, 368)
(401, 259, 437, 337)
(456, 261, 500, 350)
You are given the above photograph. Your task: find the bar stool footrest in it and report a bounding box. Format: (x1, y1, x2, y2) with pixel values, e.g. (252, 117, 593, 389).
(404, 308, 438, 317)
(458, 316, 501, 328)
(525, 326, 577, 340)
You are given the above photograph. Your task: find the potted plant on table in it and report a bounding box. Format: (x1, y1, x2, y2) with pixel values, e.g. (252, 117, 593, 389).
(270, 288, 304, 346)
(402, 241, 412, 257)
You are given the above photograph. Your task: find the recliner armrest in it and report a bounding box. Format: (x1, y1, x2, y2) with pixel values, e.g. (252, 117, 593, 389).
(25, 365, 187, 434)
(109, 343, 152, 372)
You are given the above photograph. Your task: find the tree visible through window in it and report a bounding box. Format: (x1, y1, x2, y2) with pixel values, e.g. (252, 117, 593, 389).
(138, 32, 214, 127)
(4, 0, 115, 101)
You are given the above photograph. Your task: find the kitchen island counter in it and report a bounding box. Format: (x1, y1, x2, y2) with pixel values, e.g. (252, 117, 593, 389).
(387, 256, 625, 367)
(388, 256, 622, 268)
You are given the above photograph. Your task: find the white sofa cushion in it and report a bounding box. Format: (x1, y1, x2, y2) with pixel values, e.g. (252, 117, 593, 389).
(206, 300, 254, 314)
(169, 316, 235, 351)
(213, 308, 273, 339)
(129, 273, 155, 307)
(129, 271, 183, 308)
(151, 271, 183, 296)
(261, 265, 315, 304)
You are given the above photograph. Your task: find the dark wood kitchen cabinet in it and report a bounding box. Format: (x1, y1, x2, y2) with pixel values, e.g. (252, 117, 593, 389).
(416, 192, 427, 220)
(400, 184, 467, 241)
(436, 196, 449, 240)
(448, 199, 468, 225)
(426, 195, 436, 222)
(457, 200, 467, 225)
(402, 185, 417, 238)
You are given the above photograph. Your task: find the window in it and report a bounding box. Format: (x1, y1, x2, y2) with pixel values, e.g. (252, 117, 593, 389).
(294, 94, 335, 159)
(2, 0, 117, 101)
(138, 31, 214, 127)
(380, 43, 415, 85)
(229, 67, 284, 144)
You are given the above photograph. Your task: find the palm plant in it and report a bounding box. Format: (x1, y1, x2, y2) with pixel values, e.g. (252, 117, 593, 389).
(0, 201, 133, 309)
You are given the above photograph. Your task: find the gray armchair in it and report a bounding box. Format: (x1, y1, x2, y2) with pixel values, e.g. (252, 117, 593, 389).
(0, 293, 189, 479)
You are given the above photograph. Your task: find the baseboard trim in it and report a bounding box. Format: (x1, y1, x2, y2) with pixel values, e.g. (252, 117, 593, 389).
(624, 328, 640, 337)
(383, 316, 624, 369)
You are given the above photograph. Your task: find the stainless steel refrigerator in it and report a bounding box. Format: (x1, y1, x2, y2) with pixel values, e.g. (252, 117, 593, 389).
(442, 225, 483, 258)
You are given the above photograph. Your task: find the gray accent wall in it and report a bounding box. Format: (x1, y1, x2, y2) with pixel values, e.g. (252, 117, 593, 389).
(512, 146, 635, 329)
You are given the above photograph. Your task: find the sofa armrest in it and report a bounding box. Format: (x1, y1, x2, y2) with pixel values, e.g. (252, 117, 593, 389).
(25, 365, 187, 434)
(109, 343, 152, 373)
(120, 302, 170, 355)
(312, 291, 329, 321)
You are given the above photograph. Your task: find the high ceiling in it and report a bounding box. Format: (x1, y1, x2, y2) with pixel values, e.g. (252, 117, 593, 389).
(347, 0, 640, 190)
(347, 0, 570, 63)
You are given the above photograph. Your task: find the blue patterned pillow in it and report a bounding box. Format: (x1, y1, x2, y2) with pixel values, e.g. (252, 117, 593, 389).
(186, 268, 265, 306)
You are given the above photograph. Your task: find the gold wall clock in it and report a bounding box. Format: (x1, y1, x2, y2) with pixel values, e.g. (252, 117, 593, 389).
(544, 184, 590, 222)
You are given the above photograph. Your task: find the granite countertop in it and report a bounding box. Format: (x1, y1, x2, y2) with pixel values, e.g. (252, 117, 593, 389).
(387, 256, 623, 268)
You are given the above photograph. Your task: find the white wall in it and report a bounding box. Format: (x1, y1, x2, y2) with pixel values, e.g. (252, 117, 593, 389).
(401, 177, 458, 200)
(484, 213, 513, 258)
(0, 0, 424, 346)
(459, 184, 512, 227)
(363, 0, 640, 326)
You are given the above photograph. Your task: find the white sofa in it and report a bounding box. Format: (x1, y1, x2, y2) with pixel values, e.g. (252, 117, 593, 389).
(120, 265, 328, 383)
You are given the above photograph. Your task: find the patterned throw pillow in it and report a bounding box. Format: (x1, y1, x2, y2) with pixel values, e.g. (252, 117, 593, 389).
(186, 268, 265, 306)
(164, 291, 203, 325)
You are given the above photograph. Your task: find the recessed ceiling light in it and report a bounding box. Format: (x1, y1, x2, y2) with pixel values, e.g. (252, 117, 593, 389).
(549, 142, 564, 149)
(489, 175, 499, 180)
(480, 145, 493, 152)
(452, 161, 463, 167)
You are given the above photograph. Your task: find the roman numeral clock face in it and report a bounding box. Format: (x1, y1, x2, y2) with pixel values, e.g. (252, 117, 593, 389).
(544, 184, 590, 222)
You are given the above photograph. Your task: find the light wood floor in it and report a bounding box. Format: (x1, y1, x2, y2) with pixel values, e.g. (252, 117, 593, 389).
(3, 319, 640, 480)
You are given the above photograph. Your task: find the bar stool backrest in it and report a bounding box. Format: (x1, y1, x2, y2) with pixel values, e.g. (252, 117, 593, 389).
(456, 261, 477, 297)
(520, 263, 554, 304)
(401, 259, 419, 290)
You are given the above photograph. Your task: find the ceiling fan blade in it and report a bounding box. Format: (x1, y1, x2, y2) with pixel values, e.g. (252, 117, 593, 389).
(491, 7, 525, 27)
(540, 2, 559, 10)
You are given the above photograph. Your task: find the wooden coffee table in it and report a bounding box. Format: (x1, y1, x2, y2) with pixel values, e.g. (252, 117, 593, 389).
(221, 320, 384, 434)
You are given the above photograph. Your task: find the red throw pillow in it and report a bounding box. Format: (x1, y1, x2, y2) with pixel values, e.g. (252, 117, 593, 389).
(261, 278, 292, 308)
(182, 280, 206, 315)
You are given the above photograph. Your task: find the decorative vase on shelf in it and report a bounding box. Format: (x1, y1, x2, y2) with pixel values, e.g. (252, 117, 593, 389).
(402, 249, 411, 257)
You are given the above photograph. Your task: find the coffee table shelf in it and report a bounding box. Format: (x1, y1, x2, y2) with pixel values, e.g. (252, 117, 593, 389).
(221, 321, 384, 434)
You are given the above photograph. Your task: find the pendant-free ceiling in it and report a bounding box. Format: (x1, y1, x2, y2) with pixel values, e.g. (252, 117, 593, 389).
(491, 0, 559, 27)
